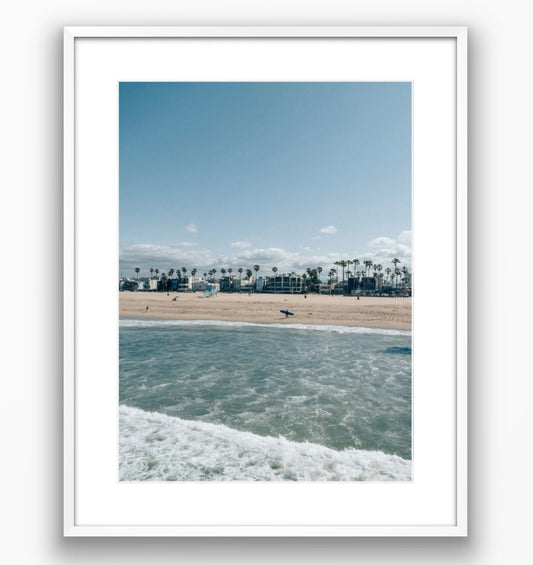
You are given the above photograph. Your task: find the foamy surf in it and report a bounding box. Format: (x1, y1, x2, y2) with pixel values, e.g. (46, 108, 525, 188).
(119, 318, 411, 336)
(119, 405, 411, 482)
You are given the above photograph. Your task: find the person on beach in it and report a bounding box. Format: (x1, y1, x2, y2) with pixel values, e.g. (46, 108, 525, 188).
(145, 306, 149, 312)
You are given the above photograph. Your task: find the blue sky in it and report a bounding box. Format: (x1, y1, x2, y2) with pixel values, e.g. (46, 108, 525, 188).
(120, 82, 411, 278)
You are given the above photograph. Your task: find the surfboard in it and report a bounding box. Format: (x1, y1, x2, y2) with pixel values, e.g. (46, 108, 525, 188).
(280, 309, 294, 316)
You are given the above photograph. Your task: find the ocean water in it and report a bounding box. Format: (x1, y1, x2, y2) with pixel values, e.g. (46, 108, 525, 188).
(119, 319, 412, 481)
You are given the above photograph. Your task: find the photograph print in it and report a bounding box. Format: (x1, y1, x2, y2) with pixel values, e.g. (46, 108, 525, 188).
(118, 82, 412, 481)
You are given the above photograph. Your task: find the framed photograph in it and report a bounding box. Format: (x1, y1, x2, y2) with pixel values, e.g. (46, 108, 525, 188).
(64, 26, 467, 536)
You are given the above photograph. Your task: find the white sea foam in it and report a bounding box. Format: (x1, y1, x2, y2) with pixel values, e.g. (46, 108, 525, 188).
(119, 405, 411, 482)
(119, 318, 411, 336)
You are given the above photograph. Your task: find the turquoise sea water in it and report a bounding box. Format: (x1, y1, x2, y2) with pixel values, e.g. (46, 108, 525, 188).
(119, 319, 412, 481)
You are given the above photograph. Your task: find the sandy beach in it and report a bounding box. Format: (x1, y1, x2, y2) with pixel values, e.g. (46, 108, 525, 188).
(119, 292, 411, 330)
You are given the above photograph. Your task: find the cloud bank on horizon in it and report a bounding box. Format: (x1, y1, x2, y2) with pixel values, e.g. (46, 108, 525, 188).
(119, 230, 411, 277)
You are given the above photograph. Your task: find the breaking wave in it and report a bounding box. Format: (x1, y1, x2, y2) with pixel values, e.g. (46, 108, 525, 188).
(119, 405, 411, 482)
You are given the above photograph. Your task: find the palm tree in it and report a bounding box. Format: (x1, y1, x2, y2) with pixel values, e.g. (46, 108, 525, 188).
(329, 268, 337, 283)
(238, 267, 243, 279)
(401, 266, 409, 290)
(182, 267, 187, 278)
(363, 260, 373, 277)
(191, 268, 197, 284)
(228, 268, 233, 277)
(346, 260, 353, 278)
(394, 268, 401, 290)
(306, 268, 318, 293)
(391, 258, 401, 290)
(220, 268, 226, 278)
(134, 267, 140, 279)
(338, 260, 347, 282)
(317, 266, 323, 282)
(352, 259, 360, 277)
(168, 268, 174, 278)
(385, 267, 392, 285)
(246, 269, 252, 280)
(254, 264, 260, 278)
(212, 268, 217, 281)
(155, 268, 159, 278)
(272, 266, 278, 276)
(150, 267, 154, 278)
(375, 264, 383, 289)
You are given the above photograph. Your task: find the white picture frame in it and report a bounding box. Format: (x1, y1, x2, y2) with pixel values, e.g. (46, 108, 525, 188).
(64, 26, 467, 537)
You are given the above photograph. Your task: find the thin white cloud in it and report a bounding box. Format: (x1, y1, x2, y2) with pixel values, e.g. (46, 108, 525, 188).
(398, 230, 412, 243)
(230, 241, 252, 248)
(231, 247, 346, 273)
(185, 223, 198, 234)
(119, 243, 216, 276)
(320, 225, 338, 235)
(358, 230, 412, 270)
(369, 236, 395, 247)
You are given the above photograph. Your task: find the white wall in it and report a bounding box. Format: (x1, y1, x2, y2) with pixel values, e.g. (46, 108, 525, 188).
(1, 1, 530, 563)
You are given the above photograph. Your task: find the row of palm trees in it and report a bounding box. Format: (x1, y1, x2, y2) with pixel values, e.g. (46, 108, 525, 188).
(330, 258, 409, 289)
(133, 258, 410, 290)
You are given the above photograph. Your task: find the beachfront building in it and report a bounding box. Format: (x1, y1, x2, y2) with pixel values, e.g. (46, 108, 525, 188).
(262, 274, 303, 294)
(192, 279, 208, 292)
(218, 276, 255, 293)
(239, 280, 255, 293)
(119, 278, 138, 291)
(177, 276, 192, 292)
(318, 283, 333, 294)
(332, 282, 348, 295)
(219, 276, 240, 293)
(142, 278, 158, 291)
(157, 275, 192, 292)
(254, 276, 266, 292)
(347, 276, 377, 295)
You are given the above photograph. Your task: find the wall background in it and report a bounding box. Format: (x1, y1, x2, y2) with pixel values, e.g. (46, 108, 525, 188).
(1, 1, 529, 563)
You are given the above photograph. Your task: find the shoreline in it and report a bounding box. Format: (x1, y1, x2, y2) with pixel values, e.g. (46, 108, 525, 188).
(119, 318, 412, 335)
(119, 292, 411, 330)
